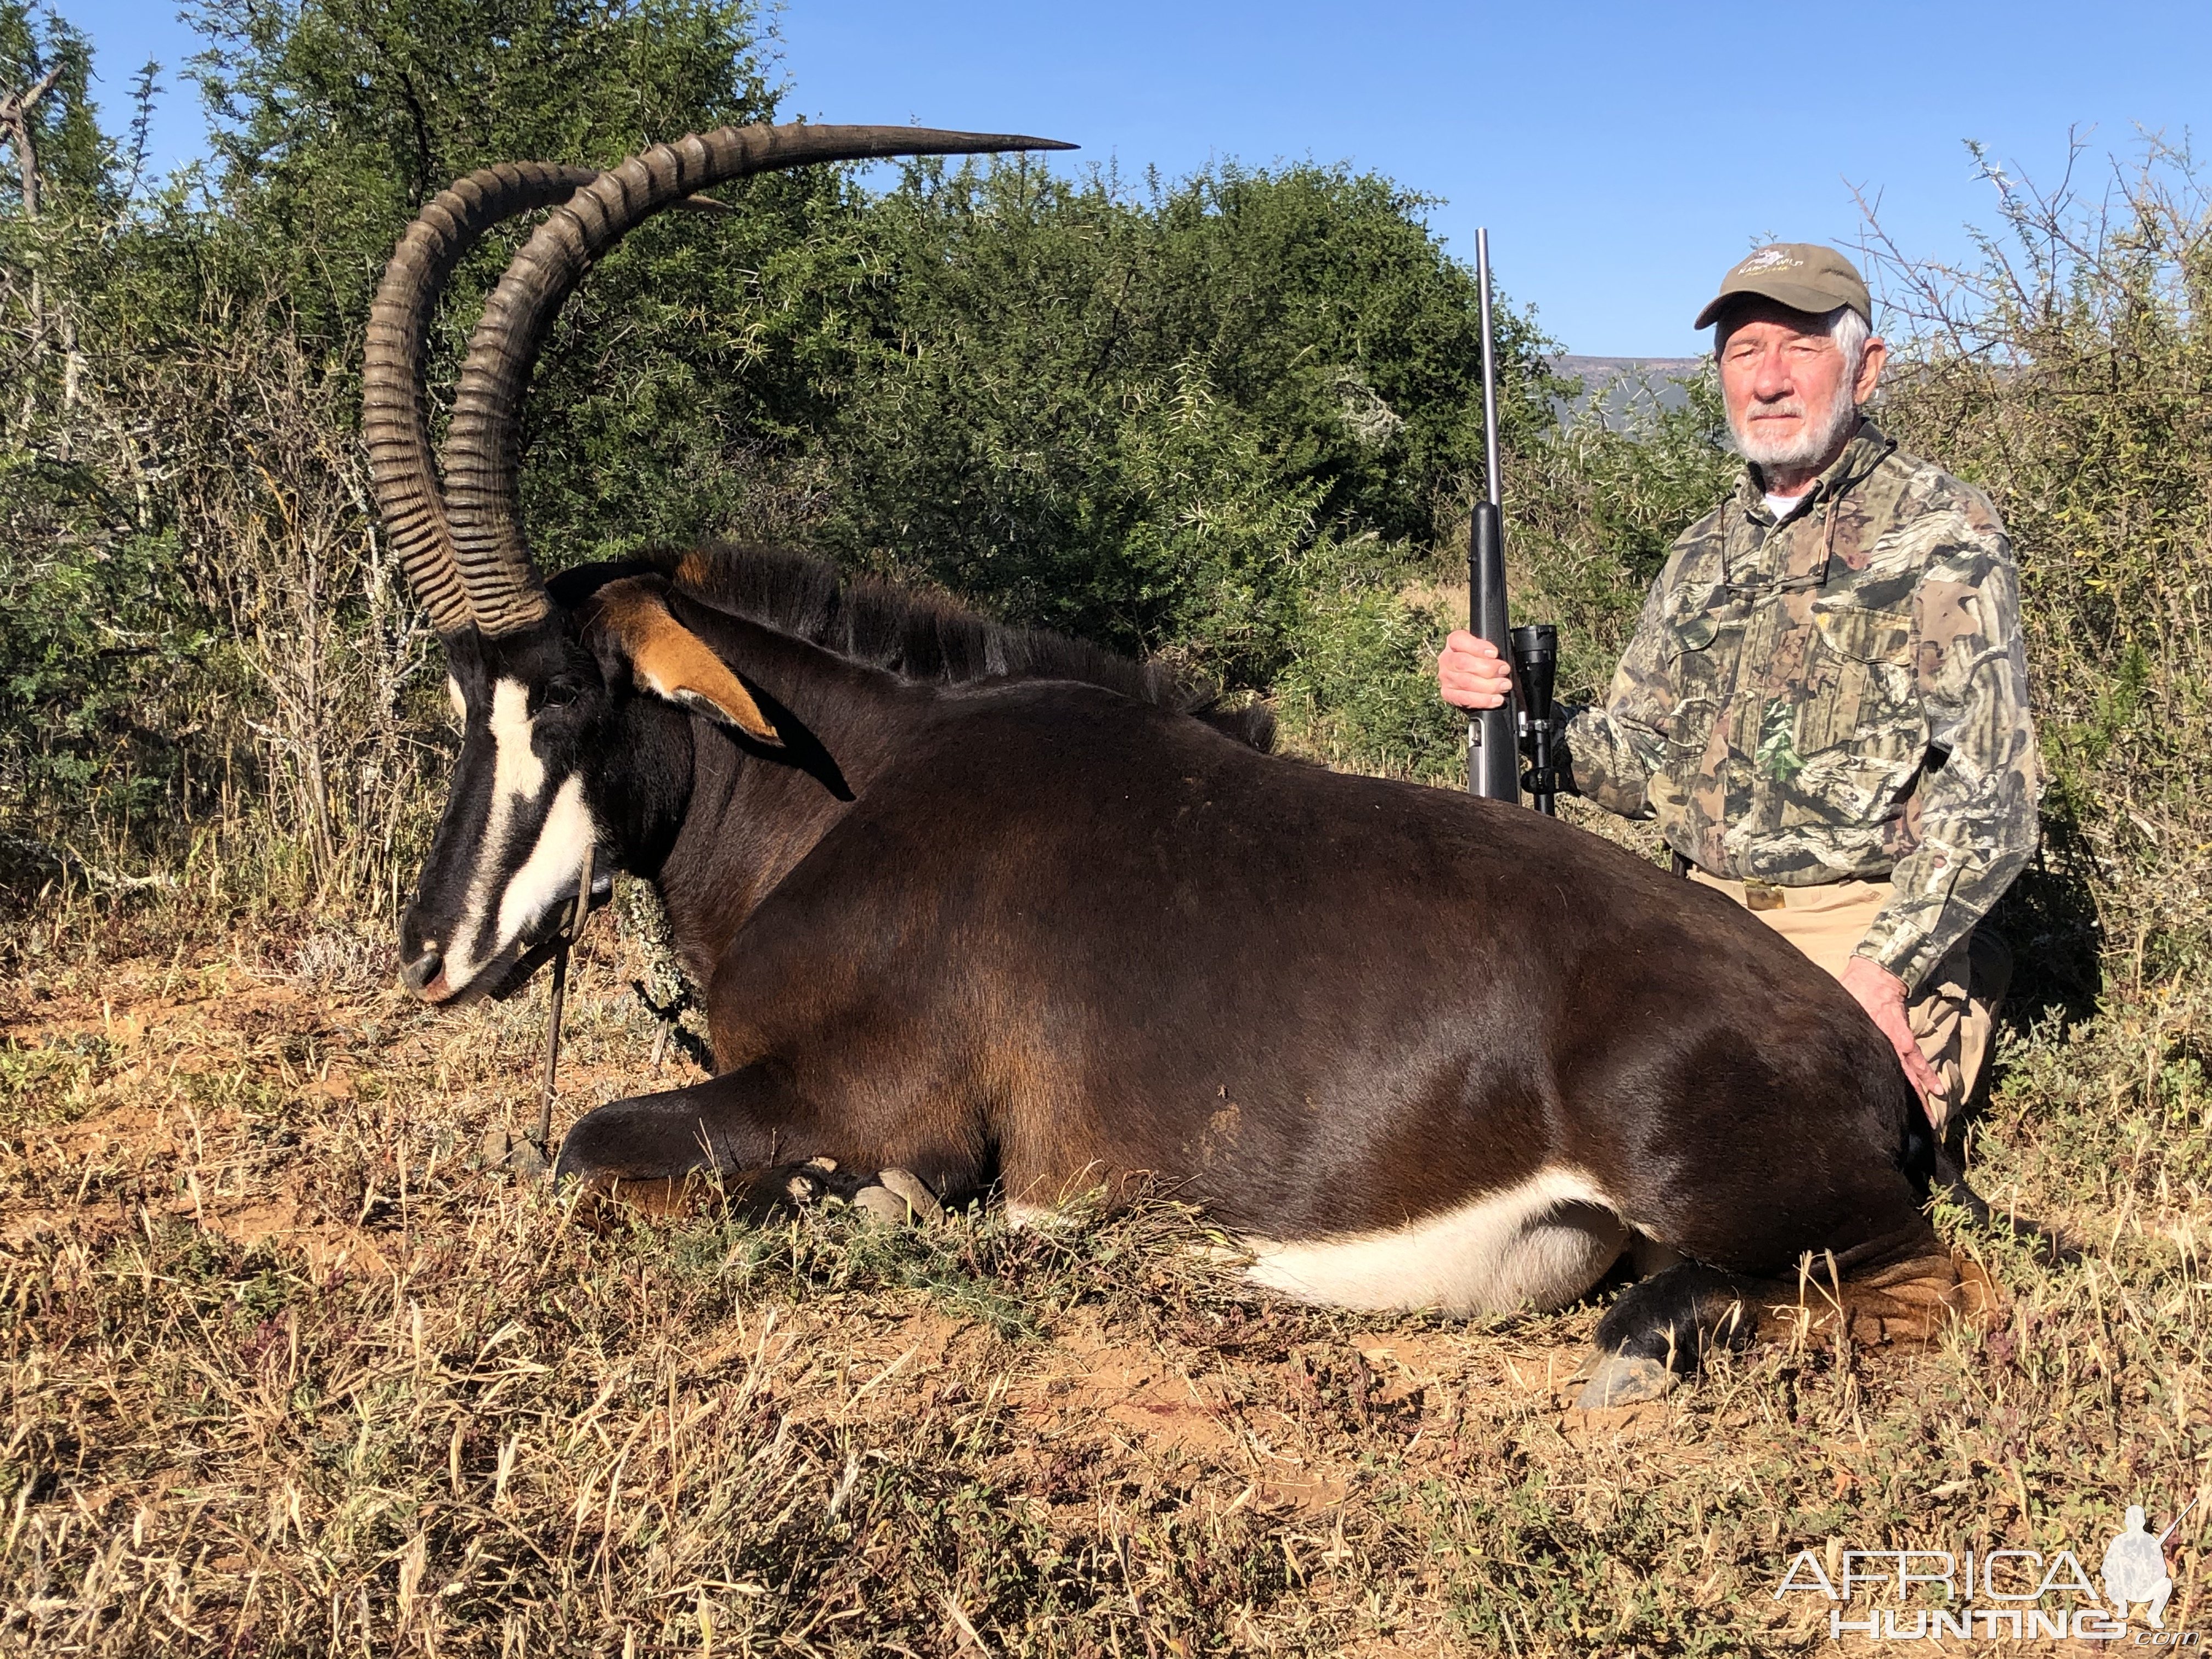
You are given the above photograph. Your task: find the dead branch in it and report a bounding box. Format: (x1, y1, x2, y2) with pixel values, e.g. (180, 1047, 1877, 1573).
(1, 64, 64, 222)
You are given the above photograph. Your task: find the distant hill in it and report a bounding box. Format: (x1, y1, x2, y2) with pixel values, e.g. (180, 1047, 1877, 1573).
(1554, 354, 1705, 381)
(1551, 354, 1706, 425)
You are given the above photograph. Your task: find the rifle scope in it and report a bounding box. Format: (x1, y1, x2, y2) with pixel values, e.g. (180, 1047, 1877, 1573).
(1511, 624, 1560, 816)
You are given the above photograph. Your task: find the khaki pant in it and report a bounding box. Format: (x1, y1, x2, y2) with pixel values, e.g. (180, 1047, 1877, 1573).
(1688, 872, 2007, 1136)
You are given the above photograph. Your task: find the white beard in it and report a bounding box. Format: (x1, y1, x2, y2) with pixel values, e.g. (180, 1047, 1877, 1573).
(1732, 392, 1859, 473)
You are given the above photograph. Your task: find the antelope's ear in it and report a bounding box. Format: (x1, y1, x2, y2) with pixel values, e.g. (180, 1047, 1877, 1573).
(588, 578, 783, 747)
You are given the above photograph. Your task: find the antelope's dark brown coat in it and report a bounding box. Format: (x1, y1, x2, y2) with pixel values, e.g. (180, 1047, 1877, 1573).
(556, 556, 1944, 1296)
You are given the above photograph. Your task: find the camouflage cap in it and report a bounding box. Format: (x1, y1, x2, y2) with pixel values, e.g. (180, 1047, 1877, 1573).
(1695, 243, 1871, 331)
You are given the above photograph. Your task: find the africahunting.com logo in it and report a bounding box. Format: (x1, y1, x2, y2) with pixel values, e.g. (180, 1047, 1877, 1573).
(1774, 1499, 2197, 1643)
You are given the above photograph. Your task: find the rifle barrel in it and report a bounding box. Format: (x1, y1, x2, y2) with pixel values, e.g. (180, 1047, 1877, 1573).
(2159, 1493, 2201, 1545)
(1477, 228, 1502, 510)
(1468, 229, 1519, 801)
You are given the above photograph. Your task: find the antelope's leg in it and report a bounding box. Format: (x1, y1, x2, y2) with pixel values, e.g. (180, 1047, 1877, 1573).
(552, 1062, 825, 1215)
(1778, 1249, 1970, 1346)
(1576, 1261, 1766, 1408)
(1574, 1233, 1970, 1409)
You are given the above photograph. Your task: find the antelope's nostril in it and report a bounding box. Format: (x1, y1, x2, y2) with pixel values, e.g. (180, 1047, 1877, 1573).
(400, 949, 443, 996)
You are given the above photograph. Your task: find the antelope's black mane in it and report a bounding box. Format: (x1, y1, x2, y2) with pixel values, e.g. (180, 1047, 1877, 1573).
(659, 544, 1276, 751)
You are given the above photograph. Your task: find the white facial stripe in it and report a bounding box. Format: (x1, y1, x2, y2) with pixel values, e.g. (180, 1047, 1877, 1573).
(495, 775, 592, 944)
(489, 678, 545, 804)
(448, 676, 466, 722)
(1241, 1167, 1626, 1316)
(437, 678, 583, 994)
(439, 679, 533, 986)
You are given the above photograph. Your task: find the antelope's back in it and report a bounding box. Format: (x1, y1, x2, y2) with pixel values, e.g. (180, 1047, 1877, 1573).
(746, 674, 1923, 1248)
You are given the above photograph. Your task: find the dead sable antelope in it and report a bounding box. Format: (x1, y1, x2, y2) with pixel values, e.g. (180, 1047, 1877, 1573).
(370, 122, 1973, 1408)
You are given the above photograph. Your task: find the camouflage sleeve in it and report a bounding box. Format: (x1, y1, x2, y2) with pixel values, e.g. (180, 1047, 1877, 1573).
(1853, 517, 2040, 991)
(1556, 563, 1676, 819)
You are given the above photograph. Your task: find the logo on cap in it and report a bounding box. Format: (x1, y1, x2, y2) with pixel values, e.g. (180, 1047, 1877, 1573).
(1738, 247, 1799, 274)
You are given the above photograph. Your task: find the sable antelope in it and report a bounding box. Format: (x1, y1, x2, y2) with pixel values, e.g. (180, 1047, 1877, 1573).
(369, 122, 1972, 1408)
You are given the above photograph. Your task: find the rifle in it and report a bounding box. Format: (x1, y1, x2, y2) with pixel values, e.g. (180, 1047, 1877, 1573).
(2158, 1493, 2201, 1547)
(1466, 229, 1562, 815)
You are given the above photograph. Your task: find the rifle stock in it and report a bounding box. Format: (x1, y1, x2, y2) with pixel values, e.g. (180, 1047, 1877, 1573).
(1468, 498, 1517, 799)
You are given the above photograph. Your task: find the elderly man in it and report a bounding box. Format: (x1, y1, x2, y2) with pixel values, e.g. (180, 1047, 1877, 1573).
(1438, 244, 2038, 1133)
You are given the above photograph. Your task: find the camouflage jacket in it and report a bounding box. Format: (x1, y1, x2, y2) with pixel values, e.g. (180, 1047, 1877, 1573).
(1558, 421, 2039, 992)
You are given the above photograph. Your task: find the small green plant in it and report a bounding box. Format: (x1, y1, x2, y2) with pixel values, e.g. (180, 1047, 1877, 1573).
(0, 1033, 112, 1127)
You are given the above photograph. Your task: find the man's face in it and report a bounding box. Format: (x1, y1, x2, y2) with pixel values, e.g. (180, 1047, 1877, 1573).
(1717, 300, 1886, 477)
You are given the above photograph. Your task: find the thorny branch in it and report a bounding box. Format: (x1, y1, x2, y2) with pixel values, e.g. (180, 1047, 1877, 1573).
(4, 62, 84, 422)
(0, 63, 63, 222)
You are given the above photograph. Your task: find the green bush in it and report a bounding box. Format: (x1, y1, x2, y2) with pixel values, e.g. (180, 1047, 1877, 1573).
(1273, 532, 1470, 784)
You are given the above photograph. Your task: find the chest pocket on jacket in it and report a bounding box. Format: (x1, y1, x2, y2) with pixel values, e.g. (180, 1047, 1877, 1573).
(1811, 601, 1913, 665)
(1801, 600, 1919, 758)
(1668, 608, 1720, 653)
(1657, 585, 1729, 746)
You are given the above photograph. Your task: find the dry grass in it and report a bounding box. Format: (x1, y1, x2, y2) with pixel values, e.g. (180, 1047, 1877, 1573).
(1, 905, 2208, 1656)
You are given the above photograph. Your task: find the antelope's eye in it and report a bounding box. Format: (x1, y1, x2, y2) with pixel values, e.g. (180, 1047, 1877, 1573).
(540, 676, 588, 710)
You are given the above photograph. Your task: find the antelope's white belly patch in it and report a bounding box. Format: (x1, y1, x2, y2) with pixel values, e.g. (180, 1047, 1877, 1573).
(1242, 1167, 1627, 1316)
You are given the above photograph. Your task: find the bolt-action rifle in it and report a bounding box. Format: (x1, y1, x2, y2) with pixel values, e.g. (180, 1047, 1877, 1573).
(1466, 229, 1562, 815)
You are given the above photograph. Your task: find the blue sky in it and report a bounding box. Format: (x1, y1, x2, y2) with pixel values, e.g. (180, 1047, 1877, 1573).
(50, 1, 2212, 355)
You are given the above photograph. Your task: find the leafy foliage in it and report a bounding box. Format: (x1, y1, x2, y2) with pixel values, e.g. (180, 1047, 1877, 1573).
(1509, 366, 1739, 706)
(0, 9, 204, 887)
(186, 0, 778, 338)
(763, 157, 1556, 678)
(0, 4, 109, 210)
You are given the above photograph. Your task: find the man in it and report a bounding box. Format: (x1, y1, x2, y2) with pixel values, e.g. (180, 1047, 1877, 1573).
(1437, 244, 2038, 1134)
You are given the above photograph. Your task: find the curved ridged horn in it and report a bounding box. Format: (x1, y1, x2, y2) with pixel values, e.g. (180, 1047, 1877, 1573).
(364, 162, 602, 635)
(442, 123, 1077, 636)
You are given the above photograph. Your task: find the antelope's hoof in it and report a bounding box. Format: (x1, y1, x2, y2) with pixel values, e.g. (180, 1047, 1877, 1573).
(853, 1185, 910, 1223)
(1576, 1353, 1677, 1410)
(784, 1160, 834, 1206)
(851, 1167, 945, 1226)
(881, 1167, 945, 1221)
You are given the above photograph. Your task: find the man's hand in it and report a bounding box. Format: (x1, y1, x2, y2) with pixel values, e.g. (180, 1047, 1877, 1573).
(1438, 629, 1513, 710)
(1838, 955, 1946, 1111)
